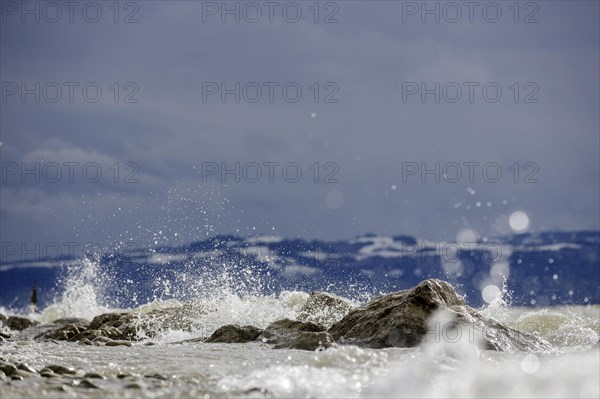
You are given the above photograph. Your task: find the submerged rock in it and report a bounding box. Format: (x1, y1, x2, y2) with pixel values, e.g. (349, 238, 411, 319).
(328, 279, 551, 352)
(297, 291, 354, 328)
(273, 331, 336, 351)
(205, 325, 263, 343)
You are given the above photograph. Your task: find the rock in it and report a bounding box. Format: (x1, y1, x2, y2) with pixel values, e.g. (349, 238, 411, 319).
(145, 373, 167, 380)
(40, 370, 58, 378)
(35, 324, 86, 341)
(0, 370, 6, 382)
(75, 379, 100, 389)
(13, 369, 35, 378)
(43, 365, 76, 375)
(105, 340, 132, 347)
(50, 318, 90, 327)
(298, 292, 354, 328)
(5, 316, 39, 331)
(83, 372, 105, 379)
(258, 319, 326, 348)
(274, 331, 337, 351)
(328, 279, 551, 352)
(0, 363, 17, 376)
(136, 303, 208, 334)
(205, 325, 263, 343)
(16, 363, 36, 373)
(88, 312, 137, 340)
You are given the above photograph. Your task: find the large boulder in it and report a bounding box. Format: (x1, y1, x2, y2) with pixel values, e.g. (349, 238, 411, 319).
(205, 325, 263, 343)
(328, 279, 551, 352)
(297, 292, 354, 328)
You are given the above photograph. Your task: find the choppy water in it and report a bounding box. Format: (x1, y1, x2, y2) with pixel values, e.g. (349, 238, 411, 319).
(1, 251, 599, 398)
(1, 293, 599, 398)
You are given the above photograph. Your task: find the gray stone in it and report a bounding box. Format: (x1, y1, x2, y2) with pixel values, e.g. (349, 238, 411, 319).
(0, 363, 17, 376)
(83, 372, 105, 379)
(5, 316, 39, 331)
(13, 369, 35, 378)
(16, 363, 36, 373)
(328, 279, 551, 352)
(274, 331, 337, 351)
(258, 319, 326, 348)
(44, 365, 76, 375)
(76, 379, 100, 389)
(35, 324, 86, 341)
(105, 340, 132, 347)
(205, 325, 263, 343)
(50, 318, 90, 327)
(298, 292, 354, 328)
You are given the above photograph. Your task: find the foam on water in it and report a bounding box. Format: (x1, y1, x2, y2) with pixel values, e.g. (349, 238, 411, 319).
(2, 246, 599, 399)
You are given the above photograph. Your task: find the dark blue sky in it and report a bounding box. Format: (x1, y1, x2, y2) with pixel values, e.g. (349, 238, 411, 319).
(1, 1, 599, 253)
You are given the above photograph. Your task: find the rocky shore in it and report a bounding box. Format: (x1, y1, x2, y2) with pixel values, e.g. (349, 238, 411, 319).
(1, 279, 556, 385)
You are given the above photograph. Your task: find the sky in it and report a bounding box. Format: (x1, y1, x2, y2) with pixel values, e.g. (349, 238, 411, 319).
(0, 0, 599, 256)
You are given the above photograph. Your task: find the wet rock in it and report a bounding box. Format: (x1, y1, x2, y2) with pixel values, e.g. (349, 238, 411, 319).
(258, 319, 326, 347)
(0, 363, 17, 376)
(75, 379, 100, 389)
(51, 318, 90, 327)
(35, 324, 86, 341)
(328, 279, 551, 352)
(145, 373, 167, 380)
(137, 304, 208, 334)
(13, 369, 35, 379)
(44, 365, 76, 375)
(88, 312, 137, 340)
(16, 363, 36, 373)
(79, 338, 93, 346)
(298, 292, 354, 328)
(105, 340, 132, 347)
(0, 332, 11, 339)
(274, 331, 337, 351)
(40, 370, 58, 378)
(205, 325, 263, 343)
(5, 316, 39, 331)
(0, 370, 6, 382)
(83, 372, 105, 379)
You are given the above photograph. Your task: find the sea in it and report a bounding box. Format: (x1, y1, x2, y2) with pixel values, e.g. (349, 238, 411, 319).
(1, 232, 599, 398)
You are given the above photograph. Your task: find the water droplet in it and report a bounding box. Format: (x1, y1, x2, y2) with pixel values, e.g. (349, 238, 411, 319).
(521, 354, 540, 374)
(509, 211, 530, 232)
